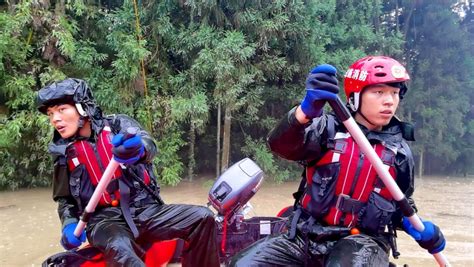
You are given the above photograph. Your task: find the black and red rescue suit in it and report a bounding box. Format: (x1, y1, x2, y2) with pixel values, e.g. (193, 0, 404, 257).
(49, 114, 219, 267)
(230, 108, 417, 267)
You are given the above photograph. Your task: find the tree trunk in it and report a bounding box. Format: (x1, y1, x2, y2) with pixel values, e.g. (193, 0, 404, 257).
(55, 0, 65, 15)
(216, 102, 221, 178)
(220, 104, 231, 172)
(7, 0, 18, 13)
(418, 148, 424, 178)
(188, 120, 196, 181)
(395, 0, 400, 33)
(373, 0, 380, 35)
(403, 1, 417, 42)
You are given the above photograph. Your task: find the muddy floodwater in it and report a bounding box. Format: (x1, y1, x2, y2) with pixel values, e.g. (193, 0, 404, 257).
(0, 176, 473, 266)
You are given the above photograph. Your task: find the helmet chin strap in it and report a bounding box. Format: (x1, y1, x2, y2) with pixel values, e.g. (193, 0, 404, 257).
(71, 111, 88, 140)
(356, 101, 378, 129)
(78, 117, 86, 128)
(76, 103, 89, 133)
(67, 117, 87, 141)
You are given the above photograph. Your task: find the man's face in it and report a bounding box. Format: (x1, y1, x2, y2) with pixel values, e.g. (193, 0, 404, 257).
(355, 84, 400, 131)
(46, 103, 81, 139)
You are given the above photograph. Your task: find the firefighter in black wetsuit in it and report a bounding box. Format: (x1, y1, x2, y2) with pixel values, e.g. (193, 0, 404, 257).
(230, 56, 446, 266)
(37, 78, 220, 267)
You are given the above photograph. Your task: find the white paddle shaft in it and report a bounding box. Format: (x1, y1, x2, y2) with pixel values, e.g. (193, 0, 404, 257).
(328, 97, 450, 267)
(74, 159, 120, 237)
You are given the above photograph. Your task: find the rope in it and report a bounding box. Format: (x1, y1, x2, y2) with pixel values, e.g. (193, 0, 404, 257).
(132, 0, 152, 131)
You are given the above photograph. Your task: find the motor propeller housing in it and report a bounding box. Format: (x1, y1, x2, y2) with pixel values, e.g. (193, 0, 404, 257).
(208, 158, 264, 217)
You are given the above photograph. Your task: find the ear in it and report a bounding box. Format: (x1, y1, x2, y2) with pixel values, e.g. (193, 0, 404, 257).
(75, 103, 88, 117)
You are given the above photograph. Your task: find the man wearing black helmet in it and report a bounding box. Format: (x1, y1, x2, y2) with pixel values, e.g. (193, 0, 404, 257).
(37, 78, 220, 267)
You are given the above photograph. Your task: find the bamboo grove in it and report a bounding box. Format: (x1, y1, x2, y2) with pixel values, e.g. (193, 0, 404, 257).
(0, 0, 473, 190)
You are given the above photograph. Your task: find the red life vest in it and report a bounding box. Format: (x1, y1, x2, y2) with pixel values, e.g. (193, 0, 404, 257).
(66, 125, 151, 207)
(300, 131, 397, 228)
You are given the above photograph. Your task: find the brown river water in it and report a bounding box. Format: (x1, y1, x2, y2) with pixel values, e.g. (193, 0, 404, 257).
(0, 176, 473, 266)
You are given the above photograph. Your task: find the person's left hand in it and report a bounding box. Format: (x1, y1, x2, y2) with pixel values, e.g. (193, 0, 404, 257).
(402, 217, 446, 254)
(112, 128, 144, 164)
(60, 223, 86, 250)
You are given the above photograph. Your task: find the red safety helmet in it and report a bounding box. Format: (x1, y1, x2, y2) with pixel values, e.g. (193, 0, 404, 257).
(343, 56, 410, 112)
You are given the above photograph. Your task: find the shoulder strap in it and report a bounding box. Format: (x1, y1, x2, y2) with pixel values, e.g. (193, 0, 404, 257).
(293, 169, 307, 209)
(400, 121, 415, 141)
(327, 114, 336, 141)
(401, 140, 414, 175)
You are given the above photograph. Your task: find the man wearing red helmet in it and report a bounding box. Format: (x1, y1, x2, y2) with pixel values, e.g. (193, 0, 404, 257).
(343, 56, 409, 131)
(229, 56, 445, 266)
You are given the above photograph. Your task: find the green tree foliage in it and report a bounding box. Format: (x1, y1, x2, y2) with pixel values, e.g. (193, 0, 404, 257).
(396, 0, 474, 175)
(0, 2, 52, 189)
(1, 1, 473, 190)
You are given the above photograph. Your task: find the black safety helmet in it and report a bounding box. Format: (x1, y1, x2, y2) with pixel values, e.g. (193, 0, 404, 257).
(37, 78, 99, 115)
(37, 78, 103, 132)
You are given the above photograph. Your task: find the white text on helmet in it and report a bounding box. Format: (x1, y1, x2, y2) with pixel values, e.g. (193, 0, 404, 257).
(344, 68, 368, 81)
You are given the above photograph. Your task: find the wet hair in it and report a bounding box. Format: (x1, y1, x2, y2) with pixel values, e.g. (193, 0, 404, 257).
(40, 99, 75, 114)
(386, 82, 408, 98)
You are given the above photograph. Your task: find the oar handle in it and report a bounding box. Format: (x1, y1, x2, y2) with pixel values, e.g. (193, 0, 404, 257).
(74, 159, 120, 237)
(328, 97, 450, 267)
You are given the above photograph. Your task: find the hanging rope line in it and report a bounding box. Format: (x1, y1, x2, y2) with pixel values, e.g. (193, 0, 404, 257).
(132, 0, 152, 131)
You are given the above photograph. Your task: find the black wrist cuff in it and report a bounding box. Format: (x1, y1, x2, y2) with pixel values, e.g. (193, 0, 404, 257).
(288, 106, 311, 127)
(418, 224, 445, 251)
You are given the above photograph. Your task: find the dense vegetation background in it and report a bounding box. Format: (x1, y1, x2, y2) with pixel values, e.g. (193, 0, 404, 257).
(1, 0, 473, 190)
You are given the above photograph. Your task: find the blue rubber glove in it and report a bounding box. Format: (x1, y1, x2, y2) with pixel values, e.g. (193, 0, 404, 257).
(60, 223, 86, 250)
(403, 217, 446, 254)
(300, 64, 340, 119)
(112, 128, 145, 164)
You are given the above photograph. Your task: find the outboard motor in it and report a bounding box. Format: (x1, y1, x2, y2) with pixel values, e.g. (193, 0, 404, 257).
(208, 157, 264, 218)
(207, 158, 287, 264)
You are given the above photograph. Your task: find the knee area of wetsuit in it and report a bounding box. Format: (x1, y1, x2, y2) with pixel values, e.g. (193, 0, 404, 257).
(103, 235, 137, 253)
(325, 235, 389, 267)
(197, 206, 215, 220)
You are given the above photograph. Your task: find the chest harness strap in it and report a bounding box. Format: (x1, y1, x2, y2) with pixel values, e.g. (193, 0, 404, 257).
(301, 131, 397, 228)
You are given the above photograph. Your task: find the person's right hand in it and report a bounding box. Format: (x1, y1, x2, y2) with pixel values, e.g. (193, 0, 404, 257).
(60, 223, 86, 250)
(300, 64, 339, 119)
